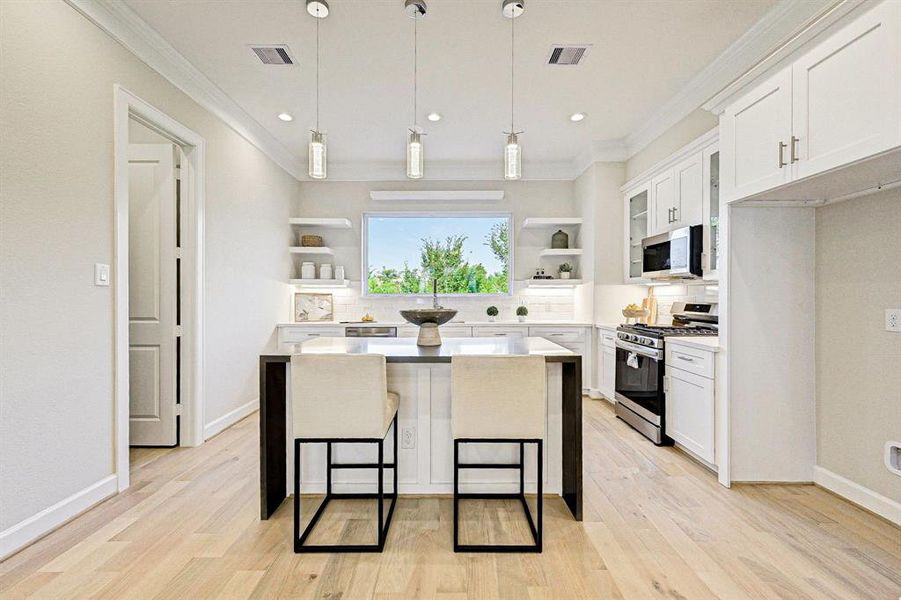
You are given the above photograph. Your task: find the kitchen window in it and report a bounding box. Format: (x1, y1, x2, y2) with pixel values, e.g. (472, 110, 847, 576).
(363, 213, 512, 296)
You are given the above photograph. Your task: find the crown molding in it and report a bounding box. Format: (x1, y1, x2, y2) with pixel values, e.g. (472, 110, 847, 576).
(65, 0, 306, 180)
(624, 0, 851, 157)
(326, 159, 577, 182)
(703, 0, 868, 114)
(572, 140, 630, 180)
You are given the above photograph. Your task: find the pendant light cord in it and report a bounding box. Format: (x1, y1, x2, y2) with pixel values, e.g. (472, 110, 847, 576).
(510, 7, 514, 133)
(316, 8, 320, 132)
(413, 15, 418, 131)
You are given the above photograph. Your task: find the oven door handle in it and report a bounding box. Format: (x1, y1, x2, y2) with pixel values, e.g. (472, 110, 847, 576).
(615, 339, 662, 360)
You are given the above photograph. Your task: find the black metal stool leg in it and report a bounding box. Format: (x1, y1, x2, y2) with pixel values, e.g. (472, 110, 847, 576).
(453, 438, 543, 553)
(293, 417, 399, 553)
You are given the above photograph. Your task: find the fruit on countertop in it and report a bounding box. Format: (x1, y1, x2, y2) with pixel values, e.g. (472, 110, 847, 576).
(361, 313, 375, 322)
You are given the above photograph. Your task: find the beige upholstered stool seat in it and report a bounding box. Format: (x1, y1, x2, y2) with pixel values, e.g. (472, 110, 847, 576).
(290, 353, 399, 553)
(291, 354, 398, 439)
(451, 355, 546, 439)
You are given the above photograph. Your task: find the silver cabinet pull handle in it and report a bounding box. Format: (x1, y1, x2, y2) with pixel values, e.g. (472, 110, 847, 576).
(791, 136, 799, 163)
(672, 207, 678, 222)
(677, 355, 694, 362)
(778, 141, 787, 168)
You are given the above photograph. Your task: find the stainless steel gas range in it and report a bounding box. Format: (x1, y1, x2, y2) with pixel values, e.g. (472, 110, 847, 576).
(614, 303, 718, 445)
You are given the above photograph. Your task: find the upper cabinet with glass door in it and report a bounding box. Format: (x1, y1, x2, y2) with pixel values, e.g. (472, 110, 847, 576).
(624, 185, 649, 283)
(719, 0, 901, 204)
(702, 145, 720, 280)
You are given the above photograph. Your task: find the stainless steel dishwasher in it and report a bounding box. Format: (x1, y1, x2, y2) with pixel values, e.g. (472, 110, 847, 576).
(345, 326, 397, 338)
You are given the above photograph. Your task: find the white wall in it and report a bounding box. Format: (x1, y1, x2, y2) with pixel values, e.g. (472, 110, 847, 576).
(816, 189, 901, 502)
(728, 207, 817, 482)
(626, 109, 718, 181)
(0, 0, 298, 544)
(293, 180, 588, 323)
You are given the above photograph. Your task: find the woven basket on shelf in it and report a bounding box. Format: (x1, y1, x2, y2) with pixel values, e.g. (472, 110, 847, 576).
(300, 234, 323, 247)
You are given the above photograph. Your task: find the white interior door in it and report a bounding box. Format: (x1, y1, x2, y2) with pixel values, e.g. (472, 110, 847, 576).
(128, 144, 178, 446)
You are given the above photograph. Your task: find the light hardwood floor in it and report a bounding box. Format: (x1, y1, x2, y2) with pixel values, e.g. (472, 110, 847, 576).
(1, 399, 899, 599)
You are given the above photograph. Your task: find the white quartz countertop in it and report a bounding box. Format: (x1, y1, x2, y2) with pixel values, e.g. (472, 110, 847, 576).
(277, 320, 593, 328)
(594, 323, 620, 331)
(275, 336, 577, 358)
(665, 336, 720, 352)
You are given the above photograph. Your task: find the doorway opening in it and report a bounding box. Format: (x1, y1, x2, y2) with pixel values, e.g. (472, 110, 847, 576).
(114, 86, 205, 491)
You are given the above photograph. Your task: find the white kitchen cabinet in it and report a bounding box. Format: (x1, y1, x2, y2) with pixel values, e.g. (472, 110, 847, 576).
(471, 326, 525, 338)
(595, 327, 617, 401)
(720, 66, 793, 202)
(277, 325, 344, 349)
(701, 144, 720, 280)
(665, 365, 715, 464)
(791, 0, 901, 180)
(720, 0, 901, 204)
(650, 169, 675, 235)
(602, 346, 615, 400)
(672, 152, 703, 229)
(624, 185, 650, 283)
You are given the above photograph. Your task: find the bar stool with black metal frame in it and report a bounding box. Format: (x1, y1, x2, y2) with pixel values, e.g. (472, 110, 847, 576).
(451, 354, 546, 553)
(290, 353, 399, 553)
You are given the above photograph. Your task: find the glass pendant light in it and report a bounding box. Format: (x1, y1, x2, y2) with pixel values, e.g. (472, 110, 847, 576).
(405, 0, 427, 179)
(307, 0, 328, 179)
(502, 0, 524, 180)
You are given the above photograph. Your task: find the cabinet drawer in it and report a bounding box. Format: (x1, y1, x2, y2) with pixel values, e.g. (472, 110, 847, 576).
(528, 326, 585, 343)
(666, 343, 714, 379)
(472, 326, 525, 338)
(441, 325, 472, 338)
(279, 326, 342, 343)
(598, 330, 617, 349)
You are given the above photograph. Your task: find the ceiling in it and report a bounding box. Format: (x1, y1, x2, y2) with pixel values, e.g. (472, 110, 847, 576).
(123, 0, 777, 175)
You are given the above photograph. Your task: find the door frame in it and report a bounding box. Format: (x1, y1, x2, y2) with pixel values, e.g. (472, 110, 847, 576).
(113, 85, 205, 491)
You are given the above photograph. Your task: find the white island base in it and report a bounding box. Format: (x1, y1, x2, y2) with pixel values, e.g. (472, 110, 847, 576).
(287, 363, 563, 496)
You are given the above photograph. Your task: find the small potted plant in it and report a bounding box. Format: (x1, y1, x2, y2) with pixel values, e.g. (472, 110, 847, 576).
(558, 263, 573, 280)
(486, 306, 499, 322)
(516, 305, 529, 322)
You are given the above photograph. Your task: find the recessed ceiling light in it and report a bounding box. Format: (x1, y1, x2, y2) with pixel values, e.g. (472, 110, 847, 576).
(277, 112, 294, 122)
(427, 112, 442, 122)
(569, 112, 586, 122)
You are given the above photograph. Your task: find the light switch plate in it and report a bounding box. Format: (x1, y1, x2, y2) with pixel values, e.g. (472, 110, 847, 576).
(885, 309, 900, 332)
(94, 263, 110, 287)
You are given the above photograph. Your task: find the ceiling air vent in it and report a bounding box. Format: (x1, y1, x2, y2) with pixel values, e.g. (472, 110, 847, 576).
(250, 45, 295, 65)
(547, 44, 592, 66)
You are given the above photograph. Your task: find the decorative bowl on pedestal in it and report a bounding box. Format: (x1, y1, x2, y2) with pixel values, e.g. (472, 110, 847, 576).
(400, 309, 458, 346)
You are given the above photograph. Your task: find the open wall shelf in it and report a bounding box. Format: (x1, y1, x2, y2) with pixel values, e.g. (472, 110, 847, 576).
(289, 218, 352, 229)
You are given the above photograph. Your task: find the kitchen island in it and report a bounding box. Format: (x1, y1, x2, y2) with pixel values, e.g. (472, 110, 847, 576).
(259, 337, 582, 521)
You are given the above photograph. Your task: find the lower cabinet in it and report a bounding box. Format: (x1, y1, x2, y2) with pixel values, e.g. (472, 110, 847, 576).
(471, 326, 526, 338)
(596, 328, 617, 401)
(665, 357, 715, 464)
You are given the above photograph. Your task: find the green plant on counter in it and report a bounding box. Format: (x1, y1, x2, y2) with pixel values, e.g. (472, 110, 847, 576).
(558, 262, 573, 273)
(486, 306, 499, 317)
(516, 305, 529, 317)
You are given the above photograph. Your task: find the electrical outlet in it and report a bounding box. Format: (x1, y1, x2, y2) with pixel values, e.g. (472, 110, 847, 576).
(401, 426, 415, 449)
(885, 309, 900, 332)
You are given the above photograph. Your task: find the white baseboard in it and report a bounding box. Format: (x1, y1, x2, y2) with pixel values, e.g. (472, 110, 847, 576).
(813, 466, 901, 525)
(204, 398, 259, 440)
(0, 474, 117, 561)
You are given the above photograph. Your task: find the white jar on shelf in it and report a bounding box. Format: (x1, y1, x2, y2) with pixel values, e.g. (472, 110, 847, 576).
(319, 264, 333, 280)
(300, 262, 316, 279)
(334, 265, 345, 281)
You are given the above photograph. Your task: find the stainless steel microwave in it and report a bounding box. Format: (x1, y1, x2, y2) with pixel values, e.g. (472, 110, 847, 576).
(641, 225, 703, 280)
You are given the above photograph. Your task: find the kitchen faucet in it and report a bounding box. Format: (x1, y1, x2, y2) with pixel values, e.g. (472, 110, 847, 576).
(432, 278, 442, 309)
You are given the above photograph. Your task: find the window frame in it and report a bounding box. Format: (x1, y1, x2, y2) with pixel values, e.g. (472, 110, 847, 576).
(361, 211, 514, 298)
